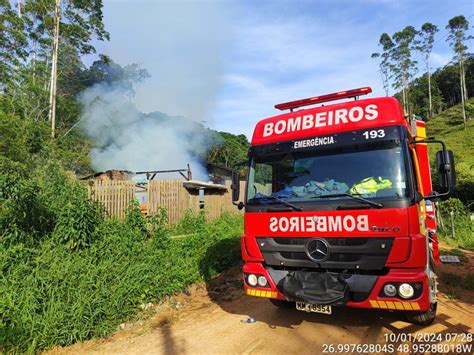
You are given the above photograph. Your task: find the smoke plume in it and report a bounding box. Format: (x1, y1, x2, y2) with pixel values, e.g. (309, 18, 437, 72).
(78, 1, 233, 180)
(80, 83, 217, 180)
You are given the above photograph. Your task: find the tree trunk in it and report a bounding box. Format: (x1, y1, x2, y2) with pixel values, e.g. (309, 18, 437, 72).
(401, 68, 410, 117)
(459, 60, 467, 129)
(378, 67, 387, 96)
(48, 0, 61, 138)
(461, 59, 468, 104)
(402, 87, 408, 116)
(427, 57, 432, 120)
(406, 83, 411, 118)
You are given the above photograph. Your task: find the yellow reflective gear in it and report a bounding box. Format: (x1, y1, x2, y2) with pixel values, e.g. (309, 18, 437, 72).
(350, 176, 392, 195)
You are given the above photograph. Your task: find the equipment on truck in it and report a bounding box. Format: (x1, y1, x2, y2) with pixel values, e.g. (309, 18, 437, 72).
(231, 87, 456, 325)
(349, 176, 392, 195)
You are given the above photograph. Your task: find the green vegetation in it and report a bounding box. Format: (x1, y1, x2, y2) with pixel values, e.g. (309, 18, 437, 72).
(437, 198, 473, 250)
(426, 98, 474, 203)
(207, 131, 250, 176)
(397, 57, 474, 119)
(0, 162, 243, 352)
(372, 15, 472, 123)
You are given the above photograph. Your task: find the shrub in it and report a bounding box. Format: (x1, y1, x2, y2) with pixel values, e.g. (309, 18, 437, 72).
(437, 198, 473, 250)
(438, 197, 469, 216)
(125, 200, 149, 238)
(148, 207, 170, 246)
(452, 162, 474, 204)
(172, 209, 207, 235)
(0, 159, 103, 249)
(0, 158, 55, 246)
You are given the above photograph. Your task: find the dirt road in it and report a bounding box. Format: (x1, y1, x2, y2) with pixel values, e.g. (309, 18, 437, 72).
(50, 251, 474, 355)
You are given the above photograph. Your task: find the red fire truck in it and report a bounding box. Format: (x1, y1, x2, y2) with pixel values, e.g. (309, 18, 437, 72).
(231, 87, 456, 325)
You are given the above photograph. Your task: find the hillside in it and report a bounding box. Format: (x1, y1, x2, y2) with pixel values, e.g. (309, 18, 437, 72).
(425, 98, 474, 202)
(426, 97, 474, 166)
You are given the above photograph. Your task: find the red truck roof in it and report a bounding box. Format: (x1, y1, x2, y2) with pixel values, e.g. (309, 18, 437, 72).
(251, 97, 408, 145)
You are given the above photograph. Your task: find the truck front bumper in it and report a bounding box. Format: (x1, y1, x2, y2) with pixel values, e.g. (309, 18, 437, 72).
(243, 262, 431, 311)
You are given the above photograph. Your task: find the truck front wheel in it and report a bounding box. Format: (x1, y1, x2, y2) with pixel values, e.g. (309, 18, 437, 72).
(405, 303, 437, 325)
(269, 299, 295, 309)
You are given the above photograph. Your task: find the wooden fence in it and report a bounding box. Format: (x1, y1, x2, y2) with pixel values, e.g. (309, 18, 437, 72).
(86, 179, 246, 224)
(148, 180, 200, 224)
(85, 180, 136, 219)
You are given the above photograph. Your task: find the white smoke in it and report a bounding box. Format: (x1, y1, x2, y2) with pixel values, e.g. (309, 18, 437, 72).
(78, 1, 234, 180)
(80, 83, 216, 180)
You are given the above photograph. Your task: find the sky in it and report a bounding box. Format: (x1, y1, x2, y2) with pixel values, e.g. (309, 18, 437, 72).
(91, 0, 474, 139)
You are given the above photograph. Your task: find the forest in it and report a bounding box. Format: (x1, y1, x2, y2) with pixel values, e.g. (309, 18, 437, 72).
(371, 16, 473, 125)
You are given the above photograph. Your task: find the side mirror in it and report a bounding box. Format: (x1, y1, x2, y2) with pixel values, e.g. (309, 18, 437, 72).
(231, 171, 240, 202)
(436, 150, 456, 192)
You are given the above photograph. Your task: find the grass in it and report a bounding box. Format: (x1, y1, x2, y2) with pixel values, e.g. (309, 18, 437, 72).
(0, 211, 243, 353)
(426, 98, 474, 203)
(426, 97, 474, 169)
(425, 101, 474, 250)
(437, 212, 474, 251)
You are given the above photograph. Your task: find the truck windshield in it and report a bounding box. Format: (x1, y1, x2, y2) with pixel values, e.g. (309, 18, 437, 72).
(247, 144, 411, 206)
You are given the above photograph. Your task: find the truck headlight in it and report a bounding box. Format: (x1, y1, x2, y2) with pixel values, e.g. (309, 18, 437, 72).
(257, 276, 267, 287)
(247, 274, 258, 287)
(383, 284, 397, 297)
(398, 283, 414, 299)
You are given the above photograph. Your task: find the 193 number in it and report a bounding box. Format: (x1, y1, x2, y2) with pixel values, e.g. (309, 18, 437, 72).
(363, 129, 385, 139)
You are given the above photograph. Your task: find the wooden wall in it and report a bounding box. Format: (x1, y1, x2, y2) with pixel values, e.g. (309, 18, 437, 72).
(87, 180, 246, 223)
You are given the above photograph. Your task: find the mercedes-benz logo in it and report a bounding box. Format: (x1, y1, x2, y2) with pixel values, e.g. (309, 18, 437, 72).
(305, 238, 330, 262)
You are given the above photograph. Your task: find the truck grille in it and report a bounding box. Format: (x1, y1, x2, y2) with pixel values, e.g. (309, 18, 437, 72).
(256, 237, 394, 270)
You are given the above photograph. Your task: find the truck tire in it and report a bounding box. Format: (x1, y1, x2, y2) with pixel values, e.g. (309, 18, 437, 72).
(269, 299, 295, 309)
(405, 303, 437, 325)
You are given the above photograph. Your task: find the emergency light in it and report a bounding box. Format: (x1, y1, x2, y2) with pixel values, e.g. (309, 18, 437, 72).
(274, 87, 372, 111)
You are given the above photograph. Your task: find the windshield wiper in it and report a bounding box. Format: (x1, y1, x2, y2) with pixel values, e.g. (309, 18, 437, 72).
(253, 193, 303, 211)
(311, 193, 383, 208)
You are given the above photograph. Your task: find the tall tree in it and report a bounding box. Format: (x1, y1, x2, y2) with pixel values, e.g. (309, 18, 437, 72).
(446, 15, 472, 129)
(391, 26, 419, 117)
(419, 22, 438, 119)
(5, 0, 110, 135)
(48, 0, 61, 138)
(371, 33, 394, 97)
(371, 52, 389, 96)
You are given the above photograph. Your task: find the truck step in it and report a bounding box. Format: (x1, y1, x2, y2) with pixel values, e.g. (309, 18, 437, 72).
(439, 255, 461, 264)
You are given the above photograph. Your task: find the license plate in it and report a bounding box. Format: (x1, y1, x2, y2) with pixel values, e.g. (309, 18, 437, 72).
(296, 302, 332, 315)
